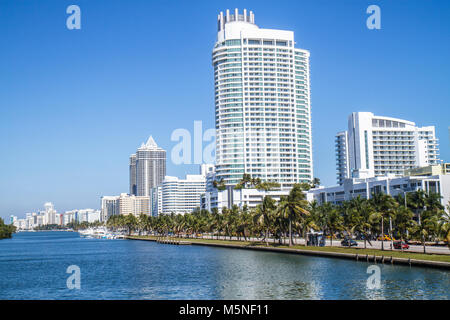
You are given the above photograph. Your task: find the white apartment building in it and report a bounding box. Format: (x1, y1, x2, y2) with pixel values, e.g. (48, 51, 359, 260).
(161, 175, 206, 215)
(101, 196, 120, 221)
(130, 136, 166, 197)
(213, 9, 313, 188)
(336, 131, 350, 185)
(63, 209, 101, 225)
(148, 165, 214, 215)
(336, 112, 440, 184)
(150, 186, 162, 217)
(43, 202, 56, 225)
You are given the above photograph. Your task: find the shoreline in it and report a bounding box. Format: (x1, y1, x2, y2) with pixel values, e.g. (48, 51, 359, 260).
(126, 236, 450, 270)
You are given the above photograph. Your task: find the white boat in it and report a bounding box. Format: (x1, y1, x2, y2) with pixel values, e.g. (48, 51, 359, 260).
(78, 227, 124, 240)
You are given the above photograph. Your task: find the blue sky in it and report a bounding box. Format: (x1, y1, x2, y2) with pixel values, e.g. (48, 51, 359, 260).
(1, 0, 449, 219)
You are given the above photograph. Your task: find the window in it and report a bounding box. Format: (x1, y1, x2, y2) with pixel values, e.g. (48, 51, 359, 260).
(226, 39, 241, 46)
(248, 39, 261, 45)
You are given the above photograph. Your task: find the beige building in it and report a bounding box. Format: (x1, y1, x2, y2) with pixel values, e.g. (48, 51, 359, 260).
(118, 193, 150, 216)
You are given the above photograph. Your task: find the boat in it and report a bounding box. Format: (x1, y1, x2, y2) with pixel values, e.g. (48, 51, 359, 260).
(78, 227, 125, 240)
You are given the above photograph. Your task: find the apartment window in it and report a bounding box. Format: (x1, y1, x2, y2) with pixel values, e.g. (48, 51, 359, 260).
(226, 39, 241, 46)
(248, 39, 261, 45)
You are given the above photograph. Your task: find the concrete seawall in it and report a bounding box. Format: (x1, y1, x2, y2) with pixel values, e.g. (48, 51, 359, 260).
(126, 236, 450, 270)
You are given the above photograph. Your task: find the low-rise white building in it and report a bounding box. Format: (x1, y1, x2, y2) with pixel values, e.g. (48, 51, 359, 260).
(307, 164, 450, 212)
(201, 187, 291, 212)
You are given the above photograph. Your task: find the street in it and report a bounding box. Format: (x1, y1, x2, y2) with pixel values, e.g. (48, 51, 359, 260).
(201, 235, 450, 255)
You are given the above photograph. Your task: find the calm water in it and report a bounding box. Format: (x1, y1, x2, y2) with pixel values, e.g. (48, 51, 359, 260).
(0, 231, 448, 300)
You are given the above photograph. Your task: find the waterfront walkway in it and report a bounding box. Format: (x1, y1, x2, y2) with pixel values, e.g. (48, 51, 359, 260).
(127, 235, 450, 270)
(199, 235, 450, 255)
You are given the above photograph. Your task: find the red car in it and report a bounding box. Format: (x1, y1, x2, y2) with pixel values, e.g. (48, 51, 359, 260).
(393, 241, 409, 250)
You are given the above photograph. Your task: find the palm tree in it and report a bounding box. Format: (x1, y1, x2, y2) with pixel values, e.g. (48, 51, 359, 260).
(393, 204, 414, 252)
(277, 183, 310, 246)
(408, 189, 427, 224)
(348, 196, 373, 248)
(137, 214, 148, 236)
(412, 209, 439, 253)
(173, 214, 186, 237)
(438, 202, 450, 249)
(253, 196, 276, 245)
(124, 214, 137, 236)
(311, 177, 321, 188)
(370, 192, 396, 250)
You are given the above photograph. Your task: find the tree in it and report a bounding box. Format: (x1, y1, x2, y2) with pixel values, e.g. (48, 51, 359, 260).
(370, 192, 396, 250)
(124, 214, 137, 236)
(438, 202, 450, 249)
(0, 218, 15, 239)
(311, 177, 321, 188)
(137, 214, 149, 236)
(412, 209, 439, 253)
(348, 196, 373, 249)
(253, 196, 276, 245)
(212, 178, 226, 191)
(393, 204, 414, 252)
(277, 183, 310, 246)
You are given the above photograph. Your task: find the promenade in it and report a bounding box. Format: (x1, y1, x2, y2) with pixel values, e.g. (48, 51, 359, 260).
(127, 235, 450, 270)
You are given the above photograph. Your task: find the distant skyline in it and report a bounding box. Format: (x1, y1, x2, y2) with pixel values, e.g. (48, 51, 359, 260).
(1, 0, 449, 219)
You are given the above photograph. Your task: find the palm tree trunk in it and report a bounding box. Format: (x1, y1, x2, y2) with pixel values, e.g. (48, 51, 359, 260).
(265, 228, 269, 246)
(381, 217, 384, 251)
(422, 234, 426, 254)
(289, 219, 293, 247)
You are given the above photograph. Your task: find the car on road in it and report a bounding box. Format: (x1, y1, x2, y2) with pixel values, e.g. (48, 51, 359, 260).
(393, 241, 409, 250)
(341, 239, 358, 247)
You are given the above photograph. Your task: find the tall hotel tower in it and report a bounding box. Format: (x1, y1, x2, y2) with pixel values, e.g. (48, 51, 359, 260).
(212, 9, 313, 188)
(335, 112, 440, 184)
(129, 136, 166, 196)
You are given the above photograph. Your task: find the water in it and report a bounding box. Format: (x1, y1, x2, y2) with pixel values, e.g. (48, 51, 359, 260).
(0, 231, 448, 300)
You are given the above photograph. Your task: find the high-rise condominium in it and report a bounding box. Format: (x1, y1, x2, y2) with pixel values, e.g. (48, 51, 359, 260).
(336, 112, 440, 183)
(213, 9, 313, 188)
(336, 131, 350, 185)
(129, 136, 166, 196)
(129, 154, 137, 195)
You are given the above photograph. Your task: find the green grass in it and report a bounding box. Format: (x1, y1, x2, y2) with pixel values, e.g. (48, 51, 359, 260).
(127, 235, 450, 263)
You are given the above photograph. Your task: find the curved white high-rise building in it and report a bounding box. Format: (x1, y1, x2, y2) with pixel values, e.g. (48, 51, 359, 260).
(212, 9, 313, 188)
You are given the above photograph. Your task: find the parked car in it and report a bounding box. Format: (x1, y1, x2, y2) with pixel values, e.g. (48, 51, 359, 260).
(341, 238, 358, 247)
(393, 241, 409, 250)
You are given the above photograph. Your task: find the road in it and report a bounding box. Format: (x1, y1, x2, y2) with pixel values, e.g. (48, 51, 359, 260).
(201, 235, 450, 255)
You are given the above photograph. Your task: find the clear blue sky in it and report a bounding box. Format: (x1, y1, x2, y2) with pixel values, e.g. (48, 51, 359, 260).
(1, 0, 449, 219)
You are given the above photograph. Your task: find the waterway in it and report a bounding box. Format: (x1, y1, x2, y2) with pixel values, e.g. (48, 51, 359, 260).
(0, 231, 448, 299)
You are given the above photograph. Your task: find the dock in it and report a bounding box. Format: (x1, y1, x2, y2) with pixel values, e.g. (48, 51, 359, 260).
(127, 236, 191, 245)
